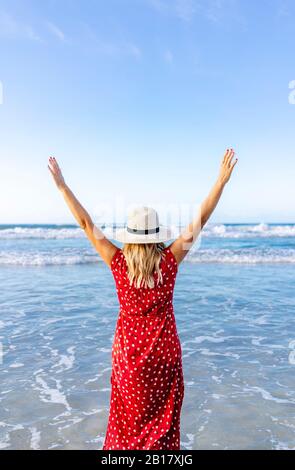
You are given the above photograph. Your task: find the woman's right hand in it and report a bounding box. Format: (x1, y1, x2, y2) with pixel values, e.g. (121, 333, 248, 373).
(48, 156, 66, 190)
(218, 148, 238, 186)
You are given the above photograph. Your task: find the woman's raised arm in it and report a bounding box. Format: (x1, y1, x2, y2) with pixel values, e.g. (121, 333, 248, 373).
(48, 157, 117, 267)
(168, 149, 238, 265)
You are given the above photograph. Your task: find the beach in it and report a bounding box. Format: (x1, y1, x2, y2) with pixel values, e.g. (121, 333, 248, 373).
(0, 223, 295, 450)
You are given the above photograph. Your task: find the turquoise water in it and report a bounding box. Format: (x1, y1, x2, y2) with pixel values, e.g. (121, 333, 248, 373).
(0, 224, 295, 449)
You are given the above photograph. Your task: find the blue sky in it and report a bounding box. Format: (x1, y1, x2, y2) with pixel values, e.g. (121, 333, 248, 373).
(0, 0, 294, 224)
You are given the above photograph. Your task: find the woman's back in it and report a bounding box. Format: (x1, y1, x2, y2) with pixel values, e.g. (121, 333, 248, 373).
(111, 246, 178, 318)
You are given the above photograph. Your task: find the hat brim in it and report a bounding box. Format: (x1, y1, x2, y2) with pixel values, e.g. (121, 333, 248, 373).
(105, 225, 174, 244)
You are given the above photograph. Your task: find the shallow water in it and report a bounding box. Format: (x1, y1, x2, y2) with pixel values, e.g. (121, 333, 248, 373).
(0, 224, 295, 449)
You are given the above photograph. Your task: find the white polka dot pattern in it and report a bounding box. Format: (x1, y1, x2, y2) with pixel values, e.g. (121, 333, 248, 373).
(102, 247, 184, 450)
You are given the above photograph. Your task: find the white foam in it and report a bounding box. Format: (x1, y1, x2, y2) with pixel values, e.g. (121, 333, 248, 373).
(251, 223, 269, 233)
(0, 433, 10, 449)
(35, 376, 71, 410)
(1, 247, 295, 266)
(53, 346, 75, 372)
(212, 394, 224, 399)
(180, 433, 194, 450)
(57, 416, 84, 430)
(98, 347, 111, 353)
(203, 223, 295, 238)
(88, 435, 105, 446)
(212, 375, 223, 384)
(200, 349, 240, 359)
(211, 224, 227, 235)
(251, 336, 266, 346)
(1, 223, 295, 241)
(272, 441, 295, 450)
(0, 227, 83, 239)
(192, 335, 225, 344)
(29, 427, 41, 450)
(187, 248, 295, 264)
(84, 376, 100, 385)
(82, 408, 103, 416)
(0, 251, 98, 266)
(246, 386, 295, 404)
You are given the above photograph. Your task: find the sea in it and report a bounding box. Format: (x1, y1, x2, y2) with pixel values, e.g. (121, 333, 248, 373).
(0, 223, 295, 450)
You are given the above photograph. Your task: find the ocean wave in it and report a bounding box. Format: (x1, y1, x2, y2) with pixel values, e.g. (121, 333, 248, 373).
(1, 223, 295, 240)
(0, 226, 84, 239)
(202, 223, 295, 238)
(1, 248, 295, 266)
(187, 248, 295, 264)
(0, 251, 99, 266)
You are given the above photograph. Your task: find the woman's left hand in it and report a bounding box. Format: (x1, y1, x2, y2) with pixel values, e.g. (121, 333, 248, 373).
(218, 148, 238, 186)
(48, 157, 66, 190)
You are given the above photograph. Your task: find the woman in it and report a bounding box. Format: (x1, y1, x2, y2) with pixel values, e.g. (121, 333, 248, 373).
(48, 149, 238, 450)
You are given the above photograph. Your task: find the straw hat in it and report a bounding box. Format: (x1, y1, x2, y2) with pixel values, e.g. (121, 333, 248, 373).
(112, 206, 173, 244)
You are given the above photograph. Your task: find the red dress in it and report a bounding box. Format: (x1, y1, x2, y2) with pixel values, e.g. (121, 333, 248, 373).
(102, 246, 184, 450)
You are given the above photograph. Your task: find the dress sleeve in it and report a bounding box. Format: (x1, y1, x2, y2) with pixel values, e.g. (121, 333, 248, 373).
(164, 246, 179, 274)
(110, 247, 122, 271)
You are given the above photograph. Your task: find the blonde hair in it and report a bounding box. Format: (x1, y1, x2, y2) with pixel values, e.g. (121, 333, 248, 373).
(122, 243, 166, 289)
